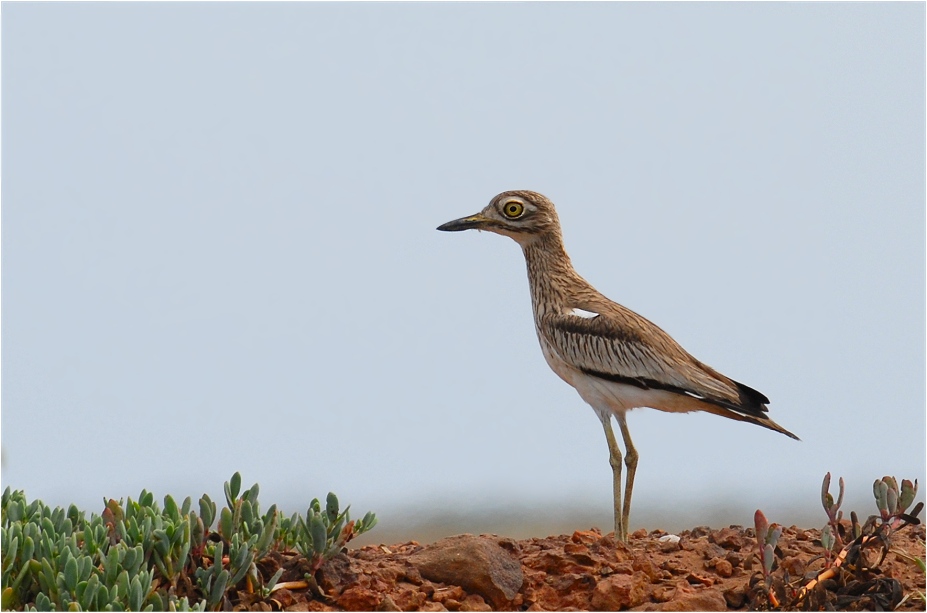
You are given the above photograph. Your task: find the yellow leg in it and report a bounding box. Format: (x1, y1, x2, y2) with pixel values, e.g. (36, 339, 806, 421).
(616, 413, 638, 539)
(600, 414, 626, 541)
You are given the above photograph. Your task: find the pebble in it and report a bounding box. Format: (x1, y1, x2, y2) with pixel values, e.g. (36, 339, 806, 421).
(590, 573, 650, 610)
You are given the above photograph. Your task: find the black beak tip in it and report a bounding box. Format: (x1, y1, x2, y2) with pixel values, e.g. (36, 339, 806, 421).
(436, 219, 469, 232)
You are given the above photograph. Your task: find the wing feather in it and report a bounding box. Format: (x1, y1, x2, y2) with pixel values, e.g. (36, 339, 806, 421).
(542, 310, 768, 418)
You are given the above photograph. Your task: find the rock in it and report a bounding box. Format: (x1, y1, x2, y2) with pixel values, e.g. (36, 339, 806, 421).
(780, 554, 804, 577)
(378, 595, 401, 611)
(318, 553, 357, 593)
(543, 572, 597, 609)
(658, 535, 681, 553)
(563, 542, 588, 555)
(563, 543, 597, 567)
(271, 588, 296, 609)
(392, 588, 427, 610)
(398, 565, 424, 585)
(725, 551, 744, 568)
(632, 555, 660, 582)
(524, 582, 560, 611)
(547, 572, 596, 593)
(420, 602, 449, 612)
(794, 529, 815, 541)
(685, 572, 714, 587)
(703, 543, 728, 560)
(459, 594, 492, 612)
(689, 526, 711, 538)
(712, 558, 733, 578)
(590, 574, 650, 610)
(665, 590, 727, 611)
(432, 586, 466, 604)
(336, 586, 380, 610)
(408, 534, 524, 608)
(651, 584, 675, 602)
(710, 527, 745, 550)
(723, 586, 747, 608)
(571, 529, 601, 544)
(535, 551, 590, 575)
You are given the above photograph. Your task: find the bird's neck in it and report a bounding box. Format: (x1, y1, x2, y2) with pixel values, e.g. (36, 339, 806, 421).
(521, 232, 594, 313)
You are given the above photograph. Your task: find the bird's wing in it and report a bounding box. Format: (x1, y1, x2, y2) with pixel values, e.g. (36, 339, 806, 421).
(541, 308, 767, 416)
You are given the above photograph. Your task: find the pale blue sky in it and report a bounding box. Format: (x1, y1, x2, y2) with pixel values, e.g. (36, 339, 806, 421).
(2, 2, 924, 537)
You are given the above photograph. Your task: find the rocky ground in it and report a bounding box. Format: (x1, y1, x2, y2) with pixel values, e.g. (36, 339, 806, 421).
(235, 523, 925, 611)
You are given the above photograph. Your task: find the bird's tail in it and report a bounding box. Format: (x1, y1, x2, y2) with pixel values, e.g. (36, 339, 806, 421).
(701, 404, 800, 440)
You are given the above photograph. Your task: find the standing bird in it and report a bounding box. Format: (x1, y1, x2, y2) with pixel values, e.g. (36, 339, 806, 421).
(437, 190, 798, 542)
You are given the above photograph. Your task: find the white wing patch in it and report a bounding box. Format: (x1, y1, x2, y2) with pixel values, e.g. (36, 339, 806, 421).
(568, 307, 599, 319)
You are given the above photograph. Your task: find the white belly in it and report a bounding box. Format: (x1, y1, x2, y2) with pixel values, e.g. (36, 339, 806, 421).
(538, 334, 705, 417)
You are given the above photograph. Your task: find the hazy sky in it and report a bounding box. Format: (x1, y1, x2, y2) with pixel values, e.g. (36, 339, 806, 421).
(2, 2, 924, 536)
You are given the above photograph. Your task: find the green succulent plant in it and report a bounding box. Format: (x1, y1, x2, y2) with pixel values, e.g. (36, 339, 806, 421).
(1, 473, 377, 611)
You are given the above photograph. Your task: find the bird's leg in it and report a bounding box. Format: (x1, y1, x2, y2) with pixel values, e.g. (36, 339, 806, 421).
(599, 413, 625, 541)
(616, 413, 639, 539)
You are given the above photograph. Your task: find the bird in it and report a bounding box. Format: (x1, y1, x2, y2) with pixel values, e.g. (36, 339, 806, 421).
(437, 190, 798, 542)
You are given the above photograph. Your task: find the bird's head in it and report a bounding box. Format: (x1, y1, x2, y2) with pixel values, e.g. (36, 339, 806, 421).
(436, 190, 561, 246)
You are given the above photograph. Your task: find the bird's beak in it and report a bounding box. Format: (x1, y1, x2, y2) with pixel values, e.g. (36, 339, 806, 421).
(436, 213, 492, 232)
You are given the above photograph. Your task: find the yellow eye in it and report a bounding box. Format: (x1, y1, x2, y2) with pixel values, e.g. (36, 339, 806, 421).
(502, 200, 525, 218)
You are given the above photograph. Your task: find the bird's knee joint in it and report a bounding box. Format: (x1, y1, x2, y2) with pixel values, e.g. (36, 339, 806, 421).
(608, 454, 623, 471)
(625, 450, 639, 467)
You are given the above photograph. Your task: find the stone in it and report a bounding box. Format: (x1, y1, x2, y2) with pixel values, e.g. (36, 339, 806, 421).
(632, 555, 661, 582)
(658, 537, 681, 553)
(725, 551, 744, 568)
(547, 572, 596, 593)
(709, 527, 745, 550)
(685, 572, 714, 587)
(459, 594, 492, 612)
(689, 526, 711, 538)
(432, 586, 466, 604)
(318, 553, 357, 593)
(665, 590, 727, 611)
(571, 529, 600, 544)
(408, 534, 524, 608)
(336, 586, 380, 611)
(563, 543, 597, 567)
(420, 582, 436, 598)
(651, 584, 675, 603)
(271, 588, 296, 609)
(525, 582, 561, 611)
(780, 555, 804, 577)
(713, 558, 733, 578)
(392, 588, 427, 610)
(723, 586, 747, 608)
(590, 574, 650, 610)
